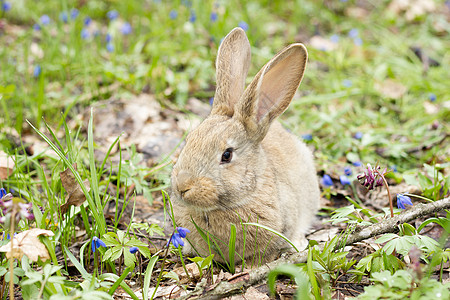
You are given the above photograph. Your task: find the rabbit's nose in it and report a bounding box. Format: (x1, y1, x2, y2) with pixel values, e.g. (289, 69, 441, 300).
(176, 170, 192, 195)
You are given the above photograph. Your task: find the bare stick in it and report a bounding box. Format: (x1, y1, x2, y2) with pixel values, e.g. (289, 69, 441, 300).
(178, 197, 450, 299)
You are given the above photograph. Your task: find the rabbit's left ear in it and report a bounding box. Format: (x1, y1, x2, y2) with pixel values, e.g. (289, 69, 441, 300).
(235, 44, 307, 140)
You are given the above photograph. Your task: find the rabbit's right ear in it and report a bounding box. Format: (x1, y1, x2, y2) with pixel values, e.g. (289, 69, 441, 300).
(211, 28, 251, 117)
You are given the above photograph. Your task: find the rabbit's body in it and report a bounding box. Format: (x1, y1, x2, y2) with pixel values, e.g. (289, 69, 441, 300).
(171, 28, 320, 263)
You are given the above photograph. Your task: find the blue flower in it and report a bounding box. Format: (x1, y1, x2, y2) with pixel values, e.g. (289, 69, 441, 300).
(121, 22, 132, 35)
(81, 28, 89, 39)
(168, 233, 184, 248)
(33, 65, 41, 77)
(238, 21, 249, 31)
(302, 134, 313, 141)
(176, 227, 190, 238)
(40, 15, 51, 25)
(33, 23, 41, 31)
(60, 12, 68, 23)
(330, 34, 340, 43)
(397, 194, 413, 209)
(129, 246, 139, 254)
(348, 29, 359, 38)
(105, 33, 112, 43)
(169, 10, 178, 20)
(428, 93, 436, 102)
(340, 175, 351, 185)
(210, 12, 218, 22)
(91, 236, 107, 253)
(106, 42, 114, 53)
(352, 161, 362, 167)
(354, 131, 363, 139)
(344, 166, 352, 176)
(342, 79, 352, 88)
(209, 97, 214, 106)
(84, 16, 92, 26)
(322, 174, 333, 187)
(1, 1, 11, 12)
(0, 188, 6, 198)
(107, 10, 119, 20)
(353, 37, 363, 46)
(70, 8, 79, 19)
(189, 10, 196, 23)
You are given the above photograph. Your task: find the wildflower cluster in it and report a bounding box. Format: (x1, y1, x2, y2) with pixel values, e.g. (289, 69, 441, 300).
(0, 188, 34, 223)
(357, 163, 388, 190)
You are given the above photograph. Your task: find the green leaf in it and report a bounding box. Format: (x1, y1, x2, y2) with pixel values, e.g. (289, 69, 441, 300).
(267, 264, 311, 299)
(123, 249, 136, 268)
(143, 256, 158, 300)
(375, 233, 398, 244)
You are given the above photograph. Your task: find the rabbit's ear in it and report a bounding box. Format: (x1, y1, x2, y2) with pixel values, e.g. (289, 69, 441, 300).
(235, 44, 307, 141)
(211, 27, 251, 117)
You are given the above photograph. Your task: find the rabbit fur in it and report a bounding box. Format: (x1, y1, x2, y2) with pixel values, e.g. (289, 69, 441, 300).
(171, 27, 320, 263)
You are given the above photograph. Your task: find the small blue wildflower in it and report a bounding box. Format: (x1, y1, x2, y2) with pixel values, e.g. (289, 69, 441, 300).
(302, 134, 313, 141)
(189, 10, 196, 23)
(391, 165, 398, 172)
(91, 236, 107, 253)
(105, 33, 112, 43)
(352, 161, 362, 167)
(176, 227, 190, 238)
(169, 10, 178, 20)
(107, 10, 119, 20)
(353, 37, 363, 46)
(344, 166, 352, 176)
(60, 12, 68, 23)
(121, 22, 132, 35)
(348, 28, 359, 38)
(322, 174, 333, 187)
(238, 21, 249, 31)
(342, 79, 352, 88)
(33, 65, 41, 77)
(210, 12, 218, 22)
(33, 23, 41, 31)
(397, 194, 413, 209)
(0, 188, 6, 198)
(428, 93, 436, 102)
(1, 1, 11, 12)
(106, 42, 114, 53)
(330, 34, 339, 43)
(354, 132, 363, 139)
(81, 28, 89, 39)
(169, 233, 184, 248)
(129, 246, 139, 254)
(40, 15, 51, 25)
(340, 175, 351, 185)
(84, 16, 92, 26)
(209, 97, 214, 106)
(70, 8, 79, 19)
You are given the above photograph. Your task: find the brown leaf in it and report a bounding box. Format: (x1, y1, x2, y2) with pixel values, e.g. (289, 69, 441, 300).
(228, 271, 250, 284)
(0, 151, 14, 180)
(60, 164, 90, 214)
(173, 262, 201, 281)
(375, 79, 407, 99)
(0, 229, 54, 262)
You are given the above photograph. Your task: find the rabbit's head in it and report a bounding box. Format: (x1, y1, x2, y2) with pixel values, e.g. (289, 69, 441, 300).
(171, 28, 308, 211)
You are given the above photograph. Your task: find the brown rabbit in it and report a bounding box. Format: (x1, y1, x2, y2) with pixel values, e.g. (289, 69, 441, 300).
(171, 27, 320, 263)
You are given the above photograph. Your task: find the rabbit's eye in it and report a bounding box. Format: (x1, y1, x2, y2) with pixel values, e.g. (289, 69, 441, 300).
(221, 148, 233, 164)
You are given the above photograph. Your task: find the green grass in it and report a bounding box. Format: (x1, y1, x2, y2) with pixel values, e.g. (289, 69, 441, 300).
(0, 0, 449, 298)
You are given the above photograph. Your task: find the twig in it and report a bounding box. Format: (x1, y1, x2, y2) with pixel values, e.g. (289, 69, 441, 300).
(178, 197, 450, 299)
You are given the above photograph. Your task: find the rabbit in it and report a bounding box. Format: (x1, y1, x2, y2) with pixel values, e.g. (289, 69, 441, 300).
(171, 27, 320, 263)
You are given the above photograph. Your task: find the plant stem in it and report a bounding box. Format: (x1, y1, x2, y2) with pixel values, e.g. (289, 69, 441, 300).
(9, 204, 16, 300)
(376, 170, 393, 218)
(151, 236, 172, 299)
(177, 247, 191, 280)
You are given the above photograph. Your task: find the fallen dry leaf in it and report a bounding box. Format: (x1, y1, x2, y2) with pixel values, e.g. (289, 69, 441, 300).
(375, 79, 407, 99)
(309, 35, 337, 52)
(229, 286, 270, 300)
(60, 164, 90, 214)
(173, 262, 201, 280)
(388, 0, 436, 21)
(0, 151, 14, 180)
(0, 228, 54, 261)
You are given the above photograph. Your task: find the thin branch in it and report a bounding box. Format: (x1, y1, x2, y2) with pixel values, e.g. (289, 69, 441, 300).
(178, 197, 450, 299)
